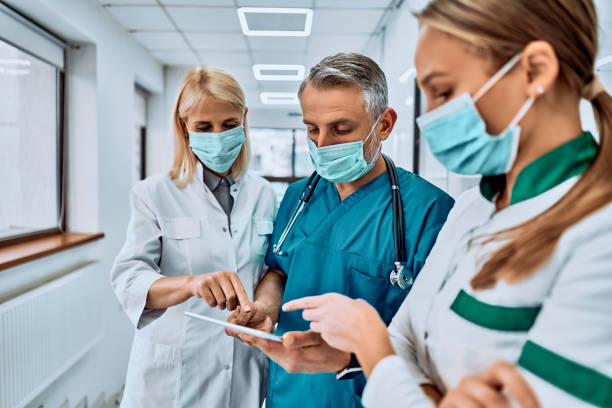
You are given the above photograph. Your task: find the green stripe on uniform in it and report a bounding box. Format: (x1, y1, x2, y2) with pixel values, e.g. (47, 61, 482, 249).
(519, 340, 612, 407)
(450, 289, 540, 331)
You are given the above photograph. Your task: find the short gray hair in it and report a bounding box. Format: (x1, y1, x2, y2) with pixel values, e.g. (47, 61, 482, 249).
(298, 53, 388, 124)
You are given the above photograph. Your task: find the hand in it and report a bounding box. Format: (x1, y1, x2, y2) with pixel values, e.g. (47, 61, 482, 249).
(225, 301, 274, 346)
(189, 270, 251, 311)
(440, 361, 540, 408)
(282, 293, 387, 353)
(240, 329, 351, 373)
(282, 293, 395, 377)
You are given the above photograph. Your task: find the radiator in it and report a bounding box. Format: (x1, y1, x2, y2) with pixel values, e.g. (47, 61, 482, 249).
(0, 263, 103, 408)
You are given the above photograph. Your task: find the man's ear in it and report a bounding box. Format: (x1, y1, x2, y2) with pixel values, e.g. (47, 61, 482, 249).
(520, 41, 559, 97)
(378, 107, 398, 141)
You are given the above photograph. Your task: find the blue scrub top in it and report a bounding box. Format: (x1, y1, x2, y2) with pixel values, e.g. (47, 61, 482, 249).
(265, 168, 454, 408)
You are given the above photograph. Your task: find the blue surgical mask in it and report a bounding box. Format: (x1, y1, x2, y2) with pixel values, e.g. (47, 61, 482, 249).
(189, 125, 245, 173)
(416, 53, 535, 176)
(308, 115, 382, 183)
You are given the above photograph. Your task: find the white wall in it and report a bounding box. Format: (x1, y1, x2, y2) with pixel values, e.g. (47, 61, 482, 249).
(1, 0, 164, 406)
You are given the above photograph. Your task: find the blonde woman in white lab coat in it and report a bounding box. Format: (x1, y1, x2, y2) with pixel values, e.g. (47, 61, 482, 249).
(281, 0, 612, 407)
(111, 67, 276, 407)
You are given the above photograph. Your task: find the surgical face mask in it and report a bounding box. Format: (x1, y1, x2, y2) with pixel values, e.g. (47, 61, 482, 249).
(189, 125, 245, 173)
(308, 114, 382, 183)
(416, 53, 535, 176)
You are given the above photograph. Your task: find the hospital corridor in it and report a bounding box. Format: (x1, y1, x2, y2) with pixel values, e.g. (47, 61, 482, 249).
(1, 0, 612, 407)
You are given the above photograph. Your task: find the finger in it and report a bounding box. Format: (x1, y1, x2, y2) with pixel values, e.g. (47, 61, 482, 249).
(484, 362, 540, 408)
(228, 272, 251, 311)
(208, 281, 226, 310)
(459, 377, 509, 408)
(282, 331, 322, 348)
(309, 321, 323, 333)
(200, 286, 217, 308)
(228, 306, 253, 325)
(282, 296, 327, 312)
(302, 308, 323, 322)
(235, 333, 255, 347)
(440, 389, 483, 408)
(218, 275, 238, 311)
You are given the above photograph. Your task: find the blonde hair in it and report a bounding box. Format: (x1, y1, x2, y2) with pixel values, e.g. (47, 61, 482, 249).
(417, 0, 612, 290)
(169, 67, 250, 188)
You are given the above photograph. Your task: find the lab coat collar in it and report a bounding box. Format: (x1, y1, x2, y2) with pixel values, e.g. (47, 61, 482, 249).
(195, 161, 240, 191)
(480, 131, 597, 205)
(202, 165, 235, 192)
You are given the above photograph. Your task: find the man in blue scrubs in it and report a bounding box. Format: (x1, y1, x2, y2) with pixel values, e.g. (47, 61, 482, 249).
(227, 53, 454, 407)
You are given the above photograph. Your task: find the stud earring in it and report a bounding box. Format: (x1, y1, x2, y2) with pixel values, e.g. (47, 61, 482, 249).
(537, 85, 544, 94)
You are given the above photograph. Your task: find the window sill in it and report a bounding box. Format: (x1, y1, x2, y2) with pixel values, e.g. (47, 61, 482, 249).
(0, 232, 105, 271)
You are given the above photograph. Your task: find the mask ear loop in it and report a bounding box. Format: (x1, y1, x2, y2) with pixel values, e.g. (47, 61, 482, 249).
(363, 112, 384, 164)
(504, 85, 543, 131)
(474, 53, 523, 102)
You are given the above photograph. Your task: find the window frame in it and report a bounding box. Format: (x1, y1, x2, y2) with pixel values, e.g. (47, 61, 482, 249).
(0, 13, 66, 248)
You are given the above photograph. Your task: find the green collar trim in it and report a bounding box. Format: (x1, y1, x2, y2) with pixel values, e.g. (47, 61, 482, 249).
(519, 341, 612, 407)
(450, 290, 541, 332)
(480, 131, 598, 205)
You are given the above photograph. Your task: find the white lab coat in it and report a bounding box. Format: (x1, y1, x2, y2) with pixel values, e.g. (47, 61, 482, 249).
(111, 163, 277, 408)
(362, 176, 612, 407)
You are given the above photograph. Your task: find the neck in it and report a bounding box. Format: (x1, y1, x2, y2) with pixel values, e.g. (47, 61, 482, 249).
(335, 155, 387, 201)
(201, 160, 231, 178)
(496, 100, 582, 210)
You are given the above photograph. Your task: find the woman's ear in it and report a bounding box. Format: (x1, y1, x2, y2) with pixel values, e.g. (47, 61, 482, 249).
(520, 41, 559, 97)
(379, 107, 398, 141)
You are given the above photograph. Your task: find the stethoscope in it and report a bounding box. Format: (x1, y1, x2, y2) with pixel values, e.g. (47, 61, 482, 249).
(272, 154, 414, 290)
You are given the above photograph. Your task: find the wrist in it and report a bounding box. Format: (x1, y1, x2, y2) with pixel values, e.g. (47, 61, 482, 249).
(186, 275, 198, 297)
(254, 298, 279, 321)
(335, 352, 353, 373)
(354, 328, 394, 378)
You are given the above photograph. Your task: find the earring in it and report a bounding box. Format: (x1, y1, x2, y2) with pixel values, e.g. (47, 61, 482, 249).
(536, 86, 544, 94)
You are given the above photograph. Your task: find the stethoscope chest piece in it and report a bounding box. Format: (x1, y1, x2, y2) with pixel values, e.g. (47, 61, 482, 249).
(389, 263, 413, 290)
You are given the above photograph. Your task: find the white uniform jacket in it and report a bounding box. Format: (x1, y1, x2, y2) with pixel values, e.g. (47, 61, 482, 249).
(363, 132, 612, 408)
(111, 163, 277, 408)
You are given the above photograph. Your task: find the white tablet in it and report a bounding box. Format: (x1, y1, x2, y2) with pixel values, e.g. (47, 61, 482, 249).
(185, 311, 282, 342)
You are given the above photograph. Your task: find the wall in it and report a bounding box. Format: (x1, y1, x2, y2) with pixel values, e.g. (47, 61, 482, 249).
(0, 0, 164, 406)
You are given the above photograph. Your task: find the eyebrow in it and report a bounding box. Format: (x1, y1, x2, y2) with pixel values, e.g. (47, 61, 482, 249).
(303, 118, 357, 127)
(193, 117, 240, 125)
(419, 71, 449, 88)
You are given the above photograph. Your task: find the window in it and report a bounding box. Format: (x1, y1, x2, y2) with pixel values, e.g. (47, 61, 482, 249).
(248, 127, 314, 198)
(133, 86, 148, 184)
(0, 6, 65, 243)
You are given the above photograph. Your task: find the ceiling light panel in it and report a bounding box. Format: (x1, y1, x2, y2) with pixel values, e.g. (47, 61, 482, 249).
(253, 64, 305, 81)
(260, 92, 299, 105)
(238, 7, 313, 37)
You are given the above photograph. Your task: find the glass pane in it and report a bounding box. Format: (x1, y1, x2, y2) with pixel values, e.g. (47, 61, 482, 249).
(248, 128, 294, 177)
(0, 40, 59, 239)
(294, 128, 314, 177)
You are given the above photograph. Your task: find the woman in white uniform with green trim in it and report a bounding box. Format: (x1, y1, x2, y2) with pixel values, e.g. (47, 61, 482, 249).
(282, 0, 612, 407)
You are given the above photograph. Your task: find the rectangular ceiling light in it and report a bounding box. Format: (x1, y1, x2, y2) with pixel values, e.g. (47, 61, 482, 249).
(238, 7, 313, 37)
(260, 92, 299, 105)
(253, 64, 305, 81)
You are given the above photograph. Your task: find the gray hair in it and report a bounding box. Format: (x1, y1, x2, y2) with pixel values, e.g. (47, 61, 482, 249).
(298, 53, 388, 124)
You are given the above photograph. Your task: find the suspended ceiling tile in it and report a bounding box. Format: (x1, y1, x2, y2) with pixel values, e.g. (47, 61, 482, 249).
(106, 6, 174, 30)
(311, 9, 384, 34)
(198, 51, 252, 67)
(132, 31, 190, 50)
(247, 37, 308, 52)
(151, 50, 199, 65)
(185, 32, 248, 50)
(166, 6, 241, 31)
